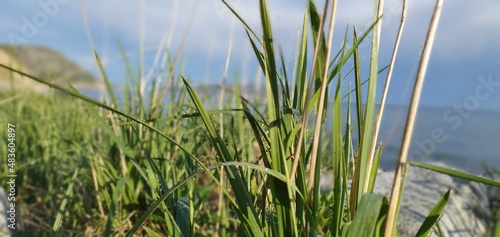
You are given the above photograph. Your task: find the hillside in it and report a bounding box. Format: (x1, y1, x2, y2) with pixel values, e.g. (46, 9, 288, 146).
(0, 45, 102, 92)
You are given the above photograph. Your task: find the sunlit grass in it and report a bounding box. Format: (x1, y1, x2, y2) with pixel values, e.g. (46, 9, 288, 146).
(0, 0, 499, 236)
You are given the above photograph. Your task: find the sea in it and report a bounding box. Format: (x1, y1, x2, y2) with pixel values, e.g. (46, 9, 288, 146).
(365, 105, 500, 174)
(77, 87, 500, 174)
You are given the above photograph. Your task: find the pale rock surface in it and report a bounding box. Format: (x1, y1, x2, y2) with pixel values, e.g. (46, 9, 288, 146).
(320, 163, 497, 236)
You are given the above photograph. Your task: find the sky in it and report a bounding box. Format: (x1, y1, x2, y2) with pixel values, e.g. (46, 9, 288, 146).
(1, 0, 500, 110)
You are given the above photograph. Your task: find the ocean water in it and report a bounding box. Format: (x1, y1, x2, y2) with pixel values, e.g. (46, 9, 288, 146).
(78, 87, 499, 174)
(365, 105, 500, 174)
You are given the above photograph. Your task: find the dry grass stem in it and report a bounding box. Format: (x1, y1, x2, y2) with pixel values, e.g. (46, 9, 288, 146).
(306, 0, 338, 196)
(364, 0, 407, 192)
(384, 0, 444, 235)
(290, 0, 330, 182)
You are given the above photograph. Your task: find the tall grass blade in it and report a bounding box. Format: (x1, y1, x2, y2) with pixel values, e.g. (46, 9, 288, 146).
(330, 69, 345, 235)
(410, 162, 500, 187)
(93, 49, 118, 107)
(104, 176, 126, 236)
(352, 28, 364, 142)
(366, 0, 407, 197)
(385, 1, 444, 234)
(352, 0, 384, 209)
(182, 77, 262, 236)
(292, 12, 309, 112)
(50, 168, 79, 237)
(415, 189, 450, 236)
(347, 193, 386, 237)
(175, 197, 192, 237)
(289, 0, 328, 183)
(258, 0, 298, 235)
(367, 143, 382, 192)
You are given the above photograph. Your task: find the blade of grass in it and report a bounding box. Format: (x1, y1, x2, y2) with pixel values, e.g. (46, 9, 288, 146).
(306, 0, 337, 196)
(103, 176, 126, 236)
(352, 28, 364, 142)
(410, 162, 500, 187)
(306, 1, 338, 235)
(365, 0, 407, 194)
(346, 193, 386, 237)
(385, 1, 444, 235)
(351, 0, 385, 211)
(330, 67, 345, 235)
(182, 77, 263, 236)
(292, 12, 309, 112)
(367, 143, 382, 193)
(257, 0, 299, 235)
(290, 0, 329, 182)
(50, 168, 79, 237)
(80, 1, 118, 107)
(415, 189, 450, 236)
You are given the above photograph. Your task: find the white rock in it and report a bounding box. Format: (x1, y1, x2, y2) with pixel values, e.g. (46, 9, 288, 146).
(320, 163, 495, 236)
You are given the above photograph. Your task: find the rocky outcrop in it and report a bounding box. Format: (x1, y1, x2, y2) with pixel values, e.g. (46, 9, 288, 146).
(321, 163, 499, 236)
(374, 165, 491, 236)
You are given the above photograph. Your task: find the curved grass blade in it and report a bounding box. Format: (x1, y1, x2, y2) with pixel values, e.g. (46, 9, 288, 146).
(143, 226, 163, 237)
(182, 77, 262, 236)
(410, 161, 500, 187)
(0, 64, 206, 168)
(92, 49, 118, 107)
(416, 189, 450, 236)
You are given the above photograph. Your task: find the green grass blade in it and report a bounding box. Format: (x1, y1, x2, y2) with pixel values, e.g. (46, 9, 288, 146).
(367, 143, 382, 192)
(219, 0, 261, 43)
(352, 28, 363, 141)
(347, 193, 386, 237)
(175, 197, 192, 237)
(330, 72, 344, 235)
(182, 77, 262, 236)
(125, 170, 211, 236)
(348, 16, 382, 213)
(50, 168, 79, 237)
(143, 226, 163, 237)
(410, 162, 500, 187)
(258, 0, 297, 235)
(354, 10, 382, 199)
(104, 176, 126, 237)
(307, 18, 381, 112)
(0, 64, 205, 167)
(416, 189, 451, 236)
(292, 12, 309, 112)
(92, 49, 118, 107)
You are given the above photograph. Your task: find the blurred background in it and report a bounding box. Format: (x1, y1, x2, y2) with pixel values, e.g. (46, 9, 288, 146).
(1, 0, 499, 173)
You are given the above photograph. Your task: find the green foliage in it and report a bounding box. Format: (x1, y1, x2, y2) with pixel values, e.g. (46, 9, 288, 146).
(0, 0, 499, 236)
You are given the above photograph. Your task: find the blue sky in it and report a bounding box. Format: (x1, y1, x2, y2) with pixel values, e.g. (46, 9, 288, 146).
(2, 0, 500, 110)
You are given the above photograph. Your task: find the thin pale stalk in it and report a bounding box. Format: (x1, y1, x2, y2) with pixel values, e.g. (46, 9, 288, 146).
(290, 0, 330, 182)
(306, 0, 338, 195)
(364, 0, 407, 192)
(219, 23, 234, 136)
(215, 30, 233, 234)
(153, 0, 199, 117)
(384, 0, 443, 235)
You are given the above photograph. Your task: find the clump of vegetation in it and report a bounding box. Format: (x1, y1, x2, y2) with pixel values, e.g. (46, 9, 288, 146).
(0, 0, 499, 236)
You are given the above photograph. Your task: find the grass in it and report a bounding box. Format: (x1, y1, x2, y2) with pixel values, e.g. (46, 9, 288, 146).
(1, 0, 500, 236)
